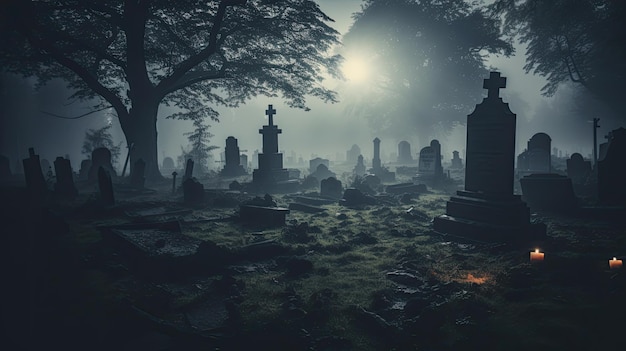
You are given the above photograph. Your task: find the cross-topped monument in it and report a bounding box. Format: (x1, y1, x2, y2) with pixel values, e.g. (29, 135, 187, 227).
(265, 104, 277, 126)
(483, 71, 506, 99)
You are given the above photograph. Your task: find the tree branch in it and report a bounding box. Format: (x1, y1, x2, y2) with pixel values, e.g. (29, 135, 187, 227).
(41, 105, 114, 119)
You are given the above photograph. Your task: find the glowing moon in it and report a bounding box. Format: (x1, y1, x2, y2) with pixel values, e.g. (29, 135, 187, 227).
(342, 56, 370, 83)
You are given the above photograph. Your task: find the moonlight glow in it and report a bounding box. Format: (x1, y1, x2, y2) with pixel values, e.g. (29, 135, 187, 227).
(342, 56, 370, 83)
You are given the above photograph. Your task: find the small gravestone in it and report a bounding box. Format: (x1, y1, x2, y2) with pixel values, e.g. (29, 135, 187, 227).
(130, 158, 146, 189)
(353, 155, 366, 176)
(53, 156, 78, 200)
(597, 127, 626, 206)
(417, 140, 444, 182)
(221, 136, 247, 177)
(517, 132, 552, 177)
(22, 147, 48, 200)
(450, 151, 463, 169)
(320, 177, 342, 199)
(520, 173, 578, 213)
(78, 159, 92, 181)
(341, 188, 376, 206)
(183, 158, 194, 182)
(346, 144, 361, 164)
(434, 72, 543, 243)
(309, 157, 330, 174)
(0, 155, 11, 179)
(566, 153, 591, 185)
(88, 147, 117, 182)
(183, 177, 204, 204)
(397, 141, 413, 164)
(310, 163, 336, 181)
(98, 166, 115, 206)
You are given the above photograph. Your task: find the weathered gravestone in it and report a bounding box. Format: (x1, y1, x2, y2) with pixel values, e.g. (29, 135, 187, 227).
(53, 156, 78, 200)
(371, 137, 382, 171)
(310, 163, 336, 181)
(239, 194, 289, 227)
(434, 72, 544, 243)
(22, 148, 48, 200)
(221, 136, 247, 177)
(40, 158, 52, 177)
(566, 153, 591, 185)
(353, 154, 366, 177)
(597, 127, 626, 207)
(0, 155, 11, 179)
(129, 159, 146, 189)
(252, 105, 290, 191)
(397, 141, 414, 164)
(88, 147, 117, 182)
(98, 166, 115, 206)
(517, 132, 552, 177)
(320, 177, 342, 199)
(416, 140, 444, 182)
(309, 157, 330, 174)
(450, 151, 463, 169)
(182, 158, 194, 182)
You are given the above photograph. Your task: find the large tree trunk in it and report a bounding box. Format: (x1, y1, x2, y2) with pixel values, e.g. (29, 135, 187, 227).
(120, 100, 163, 181)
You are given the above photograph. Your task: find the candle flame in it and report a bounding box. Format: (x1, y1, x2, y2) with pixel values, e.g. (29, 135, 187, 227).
(535, 249, 540, 253)
(613, 257, 617, 261)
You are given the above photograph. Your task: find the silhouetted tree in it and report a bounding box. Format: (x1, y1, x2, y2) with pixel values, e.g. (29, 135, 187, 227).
(182, 118, 219, 175)
(341, 0, 512, 143)
(491, 0, 626, 116)
(0, 0, 342, 179)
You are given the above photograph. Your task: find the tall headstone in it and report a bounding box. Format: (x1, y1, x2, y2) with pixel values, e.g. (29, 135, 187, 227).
(397, 141, 413, 164)
(183, 158, 194, 182)
(346, 144, 361, 164)
(434, 72, 543, 243)
(517, 132, 552, 177)
(597, 127, 626, 206)
(53, 156, 78, 200)
(398, 140, 413, 163)
(372, 138, 381, 171)
(221, 136, 247, 177)
(22, 148, 48, 200)
(252, 104, 290, 190)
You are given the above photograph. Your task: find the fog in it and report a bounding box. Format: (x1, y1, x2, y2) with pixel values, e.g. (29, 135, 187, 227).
(1, 0, 622, 172)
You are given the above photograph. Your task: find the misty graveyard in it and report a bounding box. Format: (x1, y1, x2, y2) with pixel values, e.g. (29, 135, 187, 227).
(2, 1, 626, 350)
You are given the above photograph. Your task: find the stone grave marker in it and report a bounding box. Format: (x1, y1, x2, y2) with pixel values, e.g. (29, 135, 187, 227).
(183, 158, 194, 182)
(566, 153, 591, 185)
(372, 137, 381, 171)
(53, 156, 78, 200)
(520, 173, 578, 213)
(88, 147, 117, 182)
(434, 72, 543, 243)
(397, 141, 413, 164)
(78, 159, 92, 181)
(310, 163, 335, 181)
(517, 132, 552, 177)
(450, 151, 463, 169)
(252, 104, 290, 191)
(417, 140, 444, 181)
(346, 144, 361, 164)
(221, 136, 247, 177)
(22, 147, 48, 200)
(597, 127, 626, 206)
(320, 177, 342, 199)
(353, 155, 366, 176)
(309, 157, 329, 174)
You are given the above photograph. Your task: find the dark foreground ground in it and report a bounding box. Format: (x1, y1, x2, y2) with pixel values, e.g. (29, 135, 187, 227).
(1, 179, 625, 351)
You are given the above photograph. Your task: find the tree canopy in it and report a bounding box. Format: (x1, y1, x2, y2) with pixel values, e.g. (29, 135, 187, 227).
(491, 0, 626, 115)
(0, 0, 342, 179)
(341, 0, 513, 143)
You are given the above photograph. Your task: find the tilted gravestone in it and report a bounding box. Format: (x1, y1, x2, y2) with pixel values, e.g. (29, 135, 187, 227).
(183, 158, 194, 182)
(434, 72, 544, 243)
(53, 156, 78, 200)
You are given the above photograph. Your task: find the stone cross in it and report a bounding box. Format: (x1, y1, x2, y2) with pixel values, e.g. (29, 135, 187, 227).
(483, 71, 506, 99)
(265, 104, 277, 126)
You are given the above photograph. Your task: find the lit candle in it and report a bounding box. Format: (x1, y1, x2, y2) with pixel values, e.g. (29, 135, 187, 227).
(609, 257, 623, 269)
(530, 249, 544, 262)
